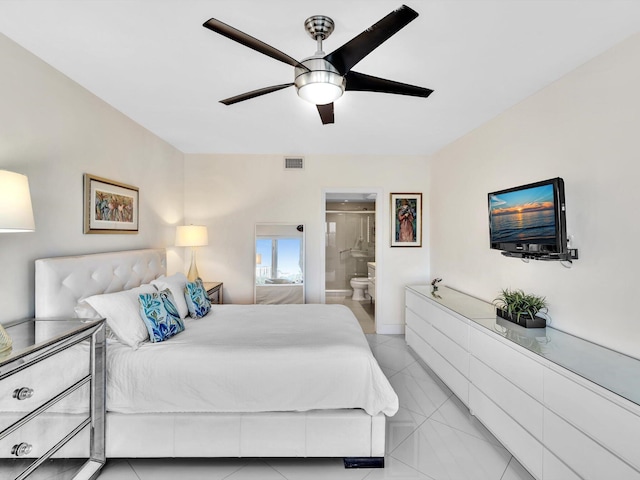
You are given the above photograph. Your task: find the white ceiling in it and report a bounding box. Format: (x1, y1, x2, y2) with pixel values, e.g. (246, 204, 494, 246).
(1, 0, 639, 156)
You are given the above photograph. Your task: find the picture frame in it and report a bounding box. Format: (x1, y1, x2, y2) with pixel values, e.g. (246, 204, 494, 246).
(84, 174, 139, 234)
(391, 193, 422, 247)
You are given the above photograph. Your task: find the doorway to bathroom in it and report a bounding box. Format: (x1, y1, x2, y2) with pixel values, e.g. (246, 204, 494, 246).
(322, 189, 380, 334)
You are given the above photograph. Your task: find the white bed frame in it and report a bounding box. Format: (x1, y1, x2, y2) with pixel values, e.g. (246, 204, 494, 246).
(35, 249, 386, 464)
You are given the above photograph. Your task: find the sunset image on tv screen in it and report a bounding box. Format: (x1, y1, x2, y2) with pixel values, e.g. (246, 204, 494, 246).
(490, 184, 556, 243)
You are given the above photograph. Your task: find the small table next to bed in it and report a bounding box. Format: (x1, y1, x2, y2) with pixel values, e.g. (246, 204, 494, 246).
(203, 281, 223, 304)
(0, 317, 106, 480)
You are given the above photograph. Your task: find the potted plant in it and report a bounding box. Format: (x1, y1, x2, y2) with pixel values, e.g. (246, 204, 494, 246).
(493, 288, 548, 328)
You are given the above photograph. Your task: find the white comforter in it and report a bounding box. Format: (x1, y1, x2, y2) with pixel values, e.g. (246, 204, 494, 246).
(106, 304, 398, 416)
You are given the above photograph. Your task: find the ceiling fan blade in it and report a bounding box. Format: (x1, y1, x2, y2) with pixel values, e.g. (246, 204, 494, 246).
(203, 18, 307, 70)
(220, 83, 293, 106)
(345, 71, 433, 97)
(317, 103, 335, 125)
(324, 5, 419, 75)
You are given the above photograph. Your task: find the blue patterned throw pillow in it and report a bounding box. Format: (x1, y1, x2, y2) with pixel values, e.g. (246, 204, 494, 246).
(138, 289, 185, 342)
(184, 278, 211, 318)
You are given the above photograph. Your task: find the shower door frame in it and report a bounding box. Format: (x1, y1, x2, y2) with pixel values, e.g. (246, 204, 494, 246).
(321, 187, 383, 333)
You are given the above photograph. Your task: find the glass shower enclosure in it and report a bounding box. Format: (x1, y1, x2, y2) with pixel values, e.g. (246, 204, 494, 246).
(325, 206, 375, 293)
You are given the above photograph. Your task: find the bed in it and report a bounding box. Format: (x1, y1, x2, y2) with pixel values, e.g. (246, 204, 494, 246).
(34, 249, 397, 466)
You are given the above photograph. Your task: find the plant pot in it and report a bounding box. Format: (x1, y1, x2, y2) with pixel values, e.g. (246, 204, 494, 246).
(496, 308, 546, 329)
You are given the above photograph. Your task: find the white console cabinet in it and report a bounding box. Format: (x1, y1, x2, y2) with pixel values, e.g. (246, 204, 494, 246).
(405, 285, 640, 480)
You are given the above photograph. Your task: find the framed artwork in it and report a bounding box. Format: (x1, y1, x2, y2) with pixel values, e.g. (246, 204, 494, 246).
(84, 174, 139, 234)
(391, 193, 422, 247)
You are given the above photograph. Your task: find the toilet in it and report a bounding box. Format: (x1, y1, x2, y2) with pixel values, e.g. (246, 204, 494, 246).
(350, 277, 369, 301)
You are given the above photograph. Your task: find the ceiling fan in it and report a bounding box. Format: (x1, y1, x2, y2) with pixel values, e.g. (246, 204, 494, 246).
(203, 4, 433, 125)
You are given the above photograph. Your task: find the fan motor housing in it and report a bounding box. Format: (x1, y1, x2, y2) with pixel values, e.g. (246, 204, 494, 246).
(304, 15, 335, 40)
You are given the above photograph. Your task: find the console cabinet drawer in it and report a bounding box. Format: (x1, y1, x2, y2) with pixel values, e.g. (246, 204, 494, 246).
(429, 323, 469, 377)
(544, 409, 640, 480)
(470, 327, 543, 402)
(470, 385, 543, 479)
(405, 289, 470, 378)
(406, 326, 468, 405)
(425, 340, 469, 405)
(406, 326, 434, 367)
(470, 356, 543, 441)
(405, 290, 428, 321)
(427, 302, 469, 350)
(544, 367, 640, 470)
(542, 449, 581, 480)
(406, 308, 430, 342)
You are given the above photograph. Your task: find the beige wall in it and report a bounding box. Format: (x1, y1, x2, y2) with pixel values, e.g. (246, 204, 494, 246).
(429, 33, 640, 358)
(0, 33, 185, 321)
(184, 154, 430, 333)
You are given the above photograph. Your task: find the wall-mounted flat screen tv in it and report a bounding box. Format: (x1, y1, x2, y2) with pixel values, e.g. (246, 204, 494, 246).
(488, 177, 567, 258)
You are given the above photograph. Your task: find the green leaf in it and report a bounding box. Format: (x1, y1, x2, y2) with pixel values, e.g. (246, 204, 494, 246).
(493, 288, 547, 318)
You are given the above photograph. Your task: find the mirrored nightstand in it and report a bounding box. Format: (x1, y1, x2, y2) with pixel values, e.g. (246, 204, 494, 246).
(0, 318, 106, 480)
(203, 282, 223, 304)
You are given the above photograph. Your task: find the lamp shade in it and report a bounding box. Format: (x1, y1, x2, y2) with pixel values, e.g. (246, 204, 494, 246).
(175, 225, 208, 247)
(0, 170, 35, 233)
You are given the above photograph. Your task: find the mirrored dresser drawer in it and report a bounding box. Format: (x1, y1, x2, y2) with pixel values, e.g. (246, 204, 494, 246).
(0, 318, 105, 480)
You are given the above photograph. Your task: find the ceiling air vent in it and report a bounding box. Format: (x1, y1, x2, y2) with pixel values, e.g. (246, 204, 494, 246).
(284, 157, 304, 170)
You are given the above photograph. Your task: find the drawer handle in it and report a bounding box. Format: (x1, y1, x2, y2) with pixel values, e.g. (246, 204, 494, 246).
(12, 387, 34, 400)
(11, 442, 33, 457)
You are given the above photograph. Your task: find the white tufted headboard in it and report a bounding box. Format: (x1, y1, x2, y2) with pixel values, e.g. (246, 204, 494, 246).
(35, 249, 166, 318)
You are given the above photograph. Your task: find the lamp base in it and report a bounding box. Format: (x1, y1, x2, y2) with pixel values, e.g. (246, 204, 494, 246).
(0, 323, 13, 355)
(187, 247, 200, 282)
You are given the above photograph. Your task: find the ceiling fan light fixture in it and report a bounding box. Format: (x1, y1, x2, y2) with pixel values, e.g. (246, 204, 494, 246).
(297, 80, 344, 105)
(294, 57, 346, 105)
(205, 5, 430, 123)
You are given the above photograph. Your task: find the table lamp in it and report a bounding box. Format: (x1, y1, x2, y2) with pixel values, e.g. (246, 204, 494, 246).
(175, 225, 208, 282)
(0, 170, 36, 354)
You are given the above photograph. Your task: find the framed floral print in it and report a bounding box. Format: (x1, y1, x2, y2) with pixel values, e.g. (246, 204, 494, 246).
(391, 193, 422, 247)
(84, 174, 139, 234)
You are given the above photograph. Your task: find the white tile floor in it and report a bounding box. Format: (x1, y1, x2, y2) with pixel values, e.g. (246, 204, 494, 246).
(97, 334, 535, 480)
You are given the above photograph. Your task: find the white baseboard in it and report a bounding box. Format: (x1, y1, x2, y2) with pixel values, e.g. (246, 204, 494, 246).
(376, 324, 405, 335)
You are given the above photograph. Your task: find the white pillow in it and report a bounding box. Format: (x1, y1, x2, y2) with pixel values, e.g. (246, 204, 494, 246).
(151, 273, 189, 319)
(74, 300, 102, 319)
(85, 284, 157, 349)
(74, 300, 119, 341)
